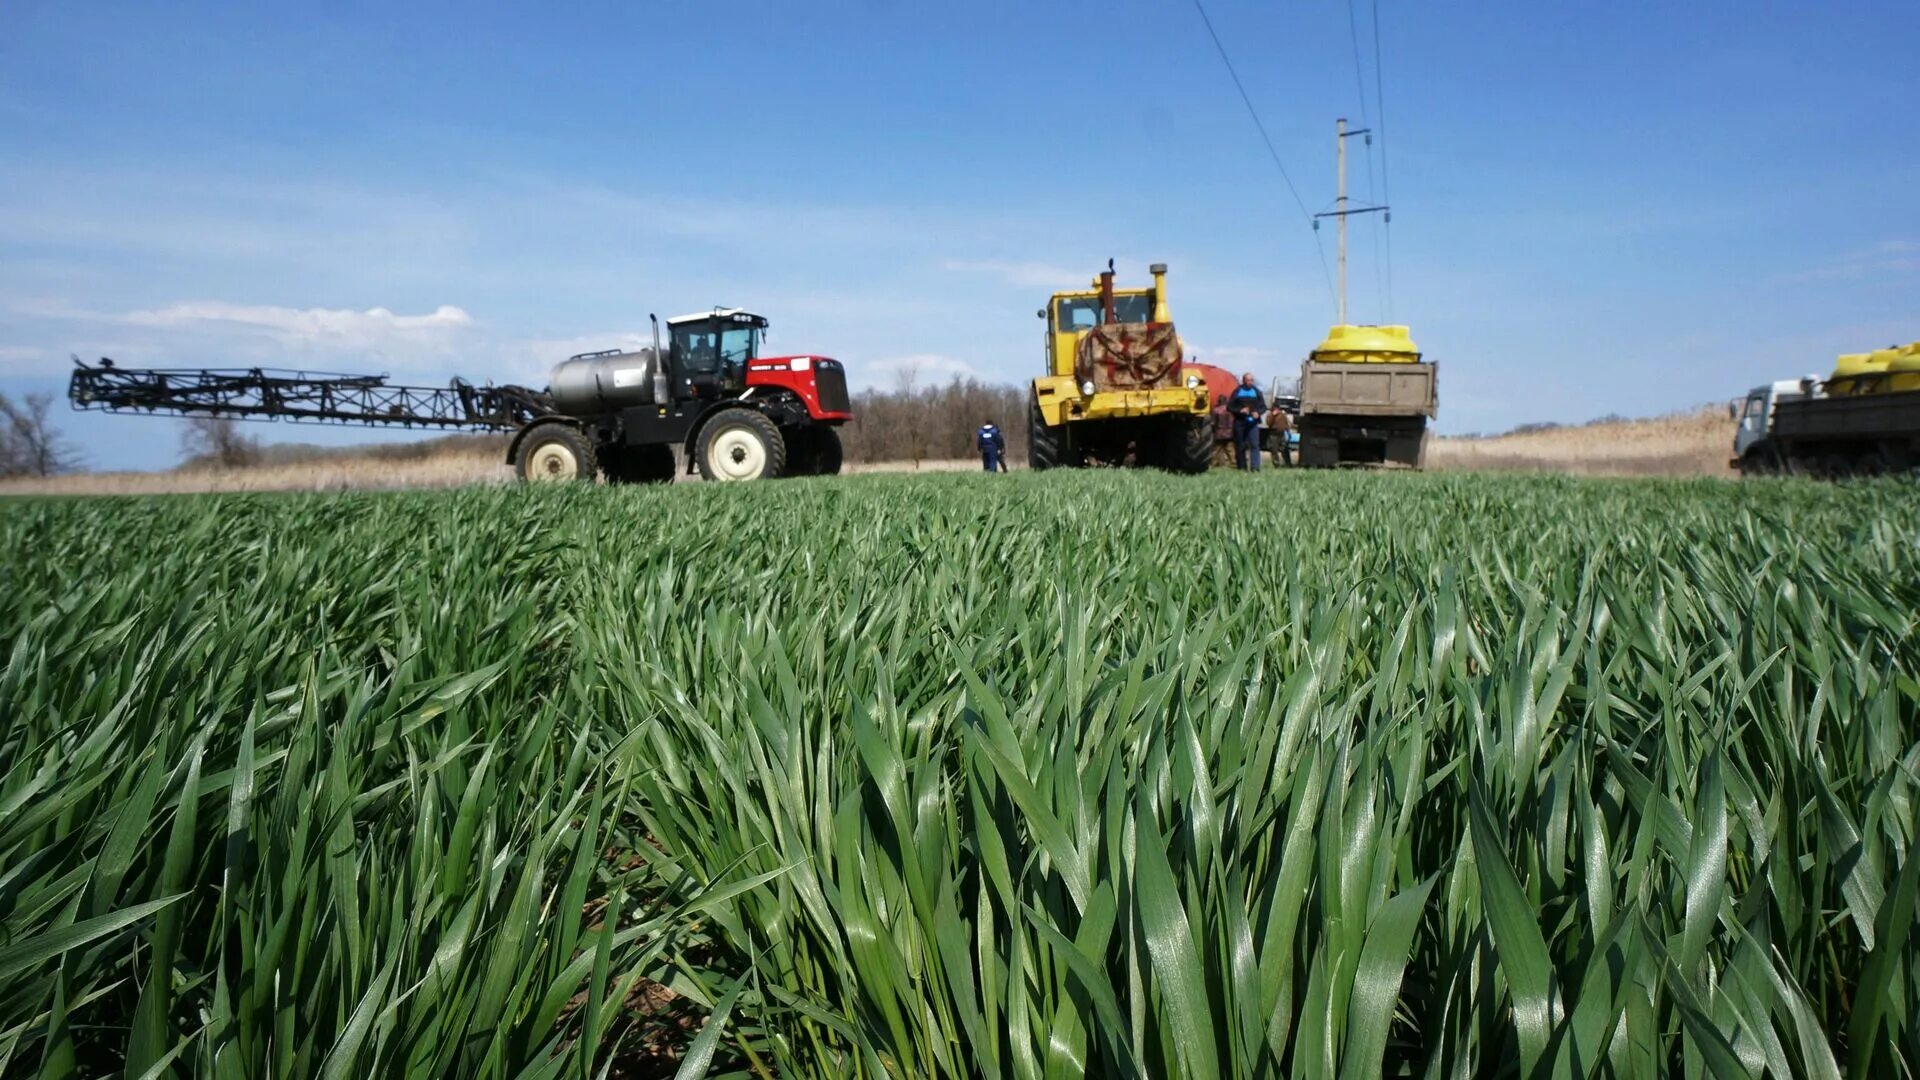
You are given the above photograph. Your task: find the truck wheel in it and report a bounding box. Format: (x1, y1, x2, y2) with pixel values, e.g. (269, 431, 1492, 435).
(697, 408, 785, 482)
(1029, 395, 1066, 470)
(1298, 431, 1338, 469)
(515, 423, 598, 483)
(601, 444, 675, 485)
(1168, 413, 1213, 474)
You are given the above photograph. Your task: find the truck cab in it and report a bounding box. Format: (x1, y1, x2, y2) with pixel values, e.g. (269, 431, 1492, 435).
(1732, 378, 1816, 463)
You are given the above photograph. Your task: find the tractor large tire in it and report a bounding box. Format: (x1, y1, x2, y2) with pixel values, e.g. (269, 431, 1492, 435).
(811, 427, 844, 475)
(1167, 413, 1214, 474)
(601, 444, 675, 485)
(515, 422, 598, 483)
(785, 426, 844, 476)
(1029, 395, 1066, 470)
(696, 408, 786, 482)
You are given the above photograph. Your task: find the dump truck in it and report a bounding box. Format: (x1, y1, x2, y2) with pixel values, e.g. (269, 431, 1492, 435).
(1027, 262, 1213, 472)
(69, 307, 853, 483)
(1732, 342, 1920, 476)
(1294, 324, 1437, 468)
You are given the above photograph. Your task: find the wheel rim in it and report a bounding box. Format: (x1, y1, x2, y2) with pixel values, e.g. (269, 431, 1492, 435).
(709, 426, 768, 481)
(527, 442, 578, 481)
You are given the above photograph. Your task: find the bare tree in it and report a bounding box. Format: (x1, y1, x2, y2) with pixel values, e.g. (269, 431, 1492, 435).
(180, 416, 262, 470)
(0, 392, 81, 477)
(890, 361, 922, 397)
(838, 377, 1030, 466)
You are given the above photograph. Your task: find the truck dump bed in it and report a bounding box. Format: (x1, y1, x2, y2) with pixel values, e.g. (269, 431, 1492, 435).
(1775, 388, 1920, 439)
(1299, 361, 1438, 417)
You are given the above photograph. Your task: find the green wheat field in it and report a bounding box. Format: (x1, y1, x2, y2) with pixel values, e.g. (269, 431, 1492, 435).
(2, 471, 1917, 1078)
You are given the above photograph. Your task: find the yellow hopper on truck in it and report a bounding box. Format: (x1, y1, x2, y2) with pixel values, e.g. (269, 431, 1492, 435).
(1027, 262, 1213, 472)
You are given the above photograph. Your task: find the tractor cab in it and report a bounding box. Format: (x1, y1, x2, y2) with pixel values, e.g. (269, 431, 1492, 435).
(666, 309, 767, 398)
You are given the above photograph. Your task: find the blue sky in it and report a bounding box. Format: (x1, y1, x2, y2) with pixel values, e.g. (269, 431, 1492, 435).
(2, 0, 1915, 469)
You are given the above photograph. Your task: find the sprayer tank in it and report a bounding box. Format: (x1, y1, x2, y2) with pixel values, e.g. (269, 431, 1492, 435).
(547, 348, 660, 415)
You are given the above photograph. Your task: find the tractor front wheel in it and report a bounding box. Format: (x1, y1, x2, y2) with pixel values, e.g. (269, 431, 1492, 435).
(1029, 395, 1067, 470)
(785, 426, 844, 476)
(515, 423, 598, 483)
(696, 408, 786, 482)
(1169, 413, 1214, 474)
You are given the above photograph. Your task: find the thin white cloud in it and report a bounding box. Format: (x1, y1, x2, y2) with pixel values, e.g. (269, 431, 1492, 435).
(940, 259, 1087, 289)
(0, 298, 482, 376)
(0, 345, 46, 368)
(1190, 344, 1279, 361)
(1772, 239, 1920, 285)
(96, 301, 478, 371)
(859, 353, 979, 389)
(121, 301, 471, 341)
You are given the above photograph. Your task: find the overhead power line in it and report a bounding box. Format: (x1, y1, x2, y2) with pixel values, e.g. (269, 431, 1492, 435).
(1346, 0, 1386, 321)
(1372, 0, 1396, 320)
(1188, 0, 1337, 309)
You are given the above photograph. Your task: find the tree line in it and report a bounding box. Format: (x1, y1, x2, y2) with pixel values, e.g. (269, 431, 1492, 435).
(836, 377, 1029, 465)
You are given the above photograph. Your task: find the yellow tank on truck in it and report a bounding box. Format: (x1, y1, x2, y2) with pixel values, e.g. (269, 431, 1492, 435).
(1309, 324, 1422, 363)
(1889, 342, 1920, 392)
(1829, 351, 1890, 395)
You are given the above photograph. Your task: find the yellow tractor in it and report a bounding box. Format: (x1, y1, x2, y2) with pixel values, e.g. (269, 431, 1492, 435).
(1028, 262, 1213, 472)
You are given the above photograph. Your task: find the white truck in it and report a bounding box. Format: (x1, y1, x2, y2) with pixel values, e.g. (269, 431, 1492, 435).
(1732, 377, 1920, 477)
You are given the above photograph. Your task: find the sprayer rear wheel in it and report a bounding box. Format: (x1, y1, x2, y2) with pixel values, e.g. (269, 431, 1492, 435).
(515, 423, 598, 483)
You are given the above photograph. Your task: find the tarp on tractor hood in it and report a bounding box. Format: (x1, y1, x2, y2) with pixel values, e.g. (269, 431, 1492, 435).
(1074, 322, 1183, 392)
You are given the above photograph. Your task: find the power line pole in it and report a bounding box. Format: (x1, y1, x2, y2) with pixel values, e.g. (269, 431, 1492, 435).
(1315, 117, 1388, 325)
(1337, 117, 1349, 324)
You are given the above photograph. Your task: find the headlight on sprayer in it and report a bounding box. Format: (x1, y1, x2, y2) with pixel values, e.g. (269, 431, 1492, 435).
(1080, 380, 1095, 396)
(1185, 373, 1201, 389)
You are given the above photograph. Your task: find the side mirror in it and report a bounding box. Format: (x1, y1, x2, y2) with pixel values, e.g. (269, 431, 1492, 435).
(1036, 309, 1046, 320)
(1726, 401, 1737, 421)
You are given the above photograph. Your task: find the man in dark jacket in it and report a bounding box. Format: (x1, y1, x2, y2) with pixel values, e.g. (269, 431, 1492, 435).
(977, 422, 1007, 472)
(1267, 403, 1293, 467)
(1211, 394, 1234, 468)
(1228, 373, 1266, 471)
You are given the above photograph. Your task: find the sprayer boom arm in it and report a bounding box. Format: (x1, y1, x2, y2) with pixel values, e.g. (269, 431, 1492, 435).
(67, 360, 553, 430)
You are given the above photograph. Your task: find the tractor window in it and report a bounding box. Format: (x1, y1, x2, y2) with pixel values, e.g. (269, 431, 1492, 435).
(1111, 294, 1153, 324)
(719, 326, 759, 368)
(1056, 298, 1102, 331)
(1054, 294, 1155, 330)
(671, 325, 721, 375)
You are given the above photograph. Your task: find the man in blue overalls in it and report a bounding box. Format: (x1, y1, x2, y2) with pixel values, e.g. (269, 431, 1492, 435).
(977, 421, 1007, 472)
(1228, 373, 1266, 471)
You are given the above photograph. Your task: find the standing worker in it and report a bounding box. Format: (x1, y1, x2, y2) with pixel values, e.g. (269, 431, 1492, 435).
(1211, 393, 1234, 467)
(977, 421, 1007, 473)
(1228, 372, 1266, 471)
(1267, 401, 1293, 467)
